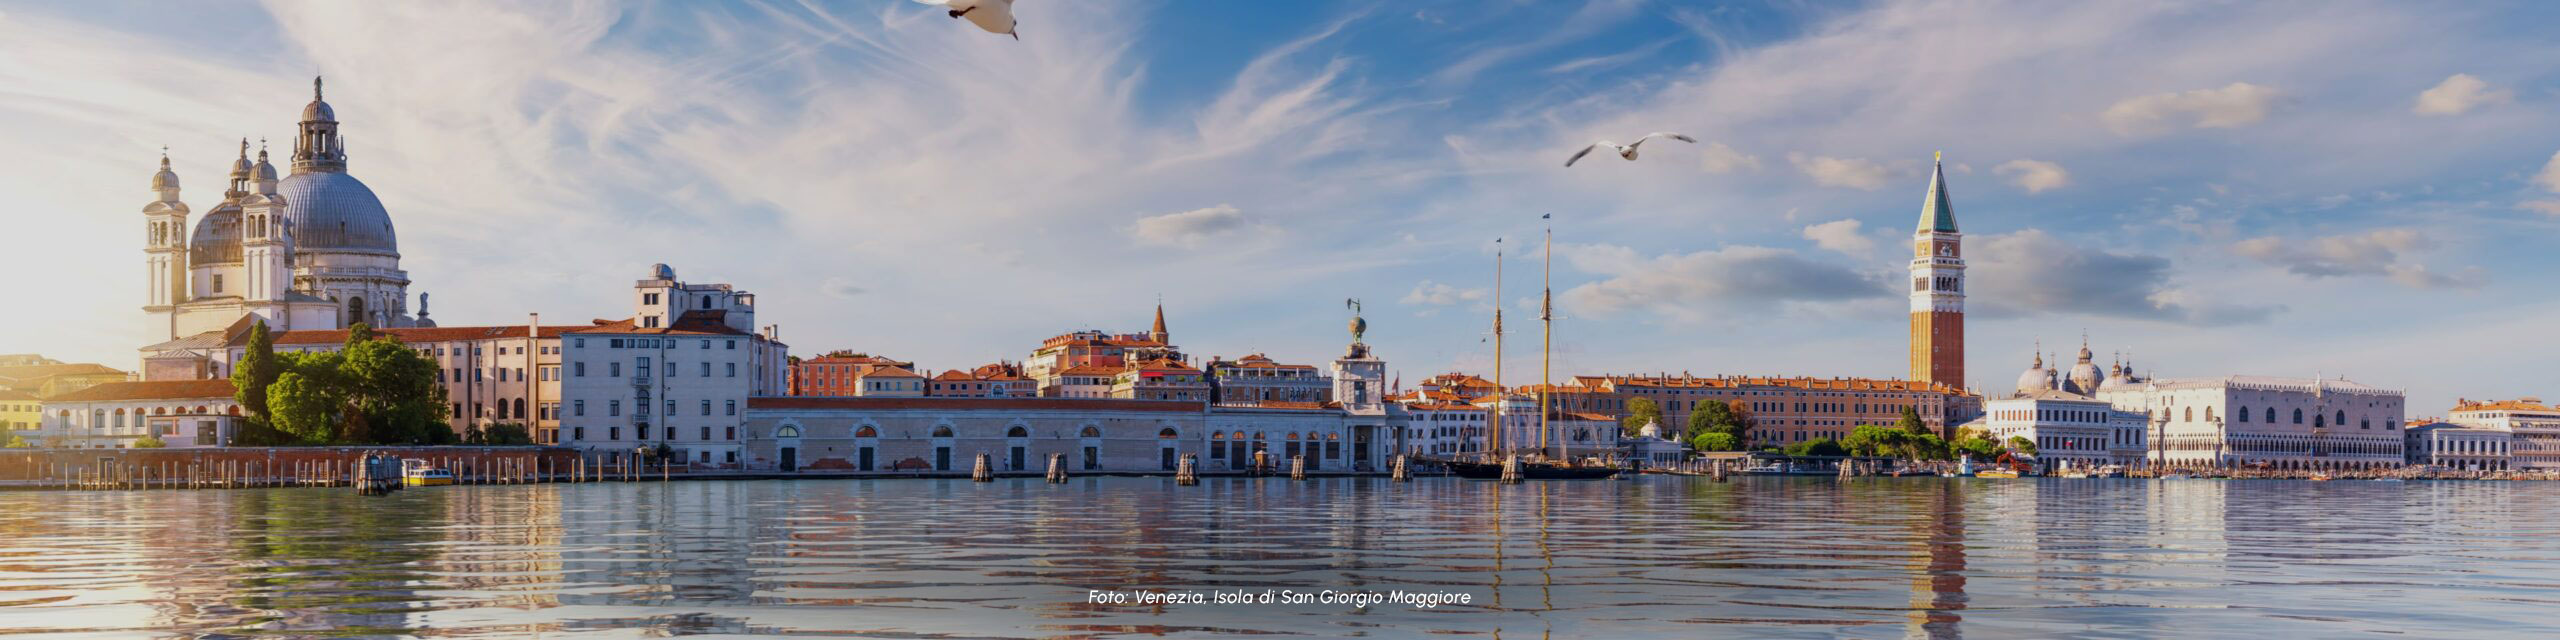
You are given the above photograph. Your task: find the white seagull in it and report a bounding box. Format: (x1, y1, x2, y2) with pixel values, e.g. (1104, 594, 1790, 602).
(914, 0, 1018, 40)
(1564, 132, 1696, 167)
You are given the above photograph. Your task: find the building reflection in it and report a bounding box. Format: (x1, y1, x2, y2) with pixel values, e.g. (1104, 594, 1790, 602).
(1908, 480, 1968, 639)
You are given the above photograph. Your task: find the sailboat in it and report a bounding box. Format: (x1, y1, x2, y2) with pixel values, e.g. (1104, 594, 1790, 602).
(1440, 217, 1620, 481)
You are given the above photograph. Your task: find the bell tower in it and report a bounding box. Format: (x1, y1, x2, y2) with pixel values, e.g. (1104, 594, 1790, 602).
(1908, 151, 1965, 390)
(143, 149, 190, 340)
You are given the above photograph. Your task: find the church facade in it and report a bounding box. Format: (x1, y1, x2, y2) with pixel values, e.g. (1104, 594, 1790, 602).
(141, 77, 421, 346)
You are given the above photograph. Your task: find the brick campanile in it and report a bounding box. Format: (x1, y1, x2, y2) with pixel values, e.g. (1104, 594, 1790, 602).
(1909, 152, 1965, 390)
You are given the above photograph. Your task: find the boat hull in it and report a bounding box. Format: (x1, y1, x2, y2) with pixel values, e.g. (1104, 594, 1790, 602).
(1437, 459, 1621, 480)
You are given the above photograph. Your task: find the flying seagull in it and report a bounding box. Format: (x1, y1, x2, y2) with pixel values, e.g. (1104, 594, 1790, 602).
(914, 0, 1018, 40)
(1564, 133, 1696, 167)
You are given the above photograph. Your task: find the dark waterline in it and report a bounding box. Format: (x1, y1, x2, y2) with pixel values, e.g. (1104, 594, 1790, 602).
(0, 476, 2554, 638)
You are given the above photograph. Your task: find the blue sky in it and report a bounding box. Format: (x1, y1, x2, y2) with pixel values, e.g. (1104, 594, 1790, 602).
(3, 0, 2556, 414)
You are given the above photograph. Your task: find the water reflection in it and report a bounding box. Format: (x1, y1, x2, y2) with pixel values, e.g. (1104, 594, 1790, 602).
(0, 477, 2557, 637)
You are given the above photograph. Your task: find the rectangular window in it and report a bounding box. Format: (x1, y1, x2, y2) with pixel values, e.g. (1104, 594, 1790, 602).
(701, 400, 711, 416)
(725, 426, 735, 440)
(574, 362, 586, 377)
(725, 399, 736, 415)
(610, 362, 622, 377)
(726, 363, 736, 377)
(608, 400, 620, 417)
(575, 400, 586, 416)
(701, 340, 710, 350)
(701, 362, 711, 377)
(574, 427, 586, 440)
(727, 340, 737, 350)
(700, 426, 711, 440)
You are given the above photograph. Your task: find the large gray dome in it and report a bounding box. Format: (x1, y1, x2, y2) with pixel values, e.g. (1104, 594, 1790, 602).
(277, 171, 396, 254)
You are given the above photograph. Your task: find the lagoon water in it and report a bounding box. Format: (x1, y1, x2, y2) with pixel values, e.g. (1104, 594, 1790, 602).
(1, 476, 2555, 638)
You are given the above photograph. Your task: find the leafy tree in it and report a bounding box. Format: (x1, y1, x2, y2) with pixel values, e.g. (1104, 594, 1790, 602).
(266, 368, 344, 444)
(133, 435, 167, 449)
(233, 320, 281, 424)
(1951, 436, 2002, 460)
(1620, 397, 1662, 435)
(2, 434, 27, 448)
(1896, 406, 1929, 434)
(1908, 433, 1951, 460)
(339, 336, 448, 444)
(1782, 437, 1848, 458)
(465, 423, 534, 446)
(2005, 435, 2038, 457)
(1690, 431, 1740, 452)
(1688, 399, 1748, 442)
(1844, 425, 1893, 457)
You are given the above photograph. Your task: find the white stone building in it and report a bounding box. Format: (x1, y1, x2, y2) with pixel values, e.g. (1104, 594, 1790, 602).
(2098, 375, 2405, 470)
(1394, 401, 1485, 457)
(37, 380, 240, 449)
(142, 78, 422, 346)
(2445, 398, 2560, 470)
(1971, 345, 2153, 468)
(557, 265, 788, 466)
(2404, 423, 2512, 470)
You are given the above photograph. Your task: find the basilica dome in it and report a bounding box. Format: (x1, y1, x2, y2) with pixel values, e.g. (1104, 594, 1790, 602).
(2014, 352, 2054, 398)
(188, 204, 242, 265)
(277, 171, 397, 255)
(2064, 344, 2104, 395)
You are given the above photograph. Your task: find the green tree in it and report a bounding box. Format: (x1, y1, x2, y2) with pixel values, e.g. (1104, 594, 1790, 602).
(1620, 397, 1662, 435)
(1782, 437, 1848, 458)
(266, 368, 344, 444)
(478, 423, 534, 445)
(1909, 433, 1950, 460)
(1952, 436, 2002, 460)
(1688, 399, 1747, 442)
(1690, 431, 1740, 452)
(339, 336, 449, 444)
(2, 434, 27, 448)
(132, 435, 167, 448)
(1845, 425, 1893, 457)
(2005, 435, 2038, 457)
(233, 320, 282, 424)
(1896, 406, 1929, 434)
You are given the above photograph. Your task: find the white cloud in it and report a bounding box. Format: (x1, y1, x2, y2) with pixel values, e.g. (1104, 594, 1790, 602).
(2412, 73, 2510, 116)
(1993, 159, 2070, 194)
(2101, 82, 2281, 136)
(1787, 153, 1892, 190)
(1401, 280, 1488, 306)
(2231, 228, 2481, 289)
(2520, 200, 2560, 217)
(2535, 149, 2560, 193)
(1697, 142, 1762, 174)
(1801, 219, 1874, 255)
(1131, 204, 1253, 248)
(1556, 243, 1886, 322)
(1969, 230, 2276, 325)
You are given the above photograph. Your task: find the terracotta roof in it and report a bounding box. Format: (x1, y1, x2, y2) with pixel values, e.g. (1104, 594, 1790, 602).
(566, 310, 754, 336)
(2454, 399, 2558, 413)
(0, 389, 36, 401)
(1583, 373, 1966, 395)
(0, 363, 127, 380)
(45, 379, 235, 403)
(268, 325, 584, 346)
(805, 354, 911, 366)
(1406, 402, 1484, 412)
(749, 397, 1202, 413)
(1056, 365, 1125, 377)
(859, 366, 923, 379)
(1128, 358, 1199, 373)
(930, 370, 977, 381)
(1557, 412, 1616, 422)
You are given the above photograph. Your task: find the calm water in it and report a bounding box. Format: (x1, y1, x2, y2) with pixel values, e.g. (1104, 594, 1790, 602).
(1, 476, 2555, 638)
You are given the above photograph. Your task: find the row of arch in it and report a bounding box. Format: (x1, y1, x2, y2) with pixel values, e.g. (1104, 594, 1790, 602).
(60, 406, 233, 417)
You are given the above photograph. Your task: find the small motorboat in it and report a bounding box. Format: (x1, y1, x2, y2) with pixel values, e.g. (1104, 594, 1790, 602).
(1973, 469, 2021, 479)
(402, 459, 455, 486)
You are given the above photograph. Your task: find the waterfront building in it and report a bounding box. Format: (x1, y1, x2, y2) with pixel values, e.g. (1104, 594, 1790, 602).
(1909, 152, 1965, 392)
(2405, 421, 2512, 470)
(36, 379, 239, 448)
(1577, 374, 1968, 445)
(1205, 354, 1331, 406)
(1971, 344, 2153, 468)
(0, 362, 129, 398)
(2097, 375, 2405, 470)
(0, 390, 38, 432)
(141, 78, 423, 342)
(1548, 411, 1621, 458)
(1394, 401, 1485, 457)
(787, 353, 912, 396)
(1046, 366, 1122, 398)
(1624, 419, 1685, 464)
(2446, 397, 2560, 469)
(556, 265, 788, 465)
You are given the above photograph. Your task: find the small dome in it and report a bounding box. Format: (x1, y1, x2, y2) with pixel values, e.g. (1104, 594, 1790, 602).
(252, 153, 279, 182)
(151, 155, 180, 191)
(1637, 419, 1663, 439)
(651, 264, 676, 280)
(302, 100, 335, 122)
(2014, 353, 2053, 397)
(230, 155, 254, 177)
(189, 204, 244, 265)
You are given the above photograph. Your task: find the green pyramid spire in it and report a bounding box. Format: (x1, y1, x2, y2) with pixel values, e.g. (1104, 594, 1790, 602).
(1920, 151, 1957, 233)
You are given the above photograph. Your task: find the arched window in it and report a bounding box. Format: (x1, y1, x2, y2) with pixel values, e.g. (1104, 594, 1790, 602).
(2184, 407, 2193, 422)
(2336, 410, 2346, 425)
(514, 398, 527, 420)
(2293, 408, 2303, 424)
(1007, 426, 1028, 438)
(854, 426, 877, 438)
(775, 425, 802, 438)
(2266, 407, 2276, 423)
(348, 296, 367, 326)
(2237, 406, 2249, 423)
(1158, 428, 1179, 439)
(1211, 432, 1225, 440)
(932, 426, 954, 438)
(1079, 426, 1101, 438)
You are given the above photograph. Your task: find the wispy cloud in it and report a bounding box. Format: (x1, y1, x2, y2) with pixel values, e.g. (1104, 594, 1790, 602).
(1556, 243, 1887, 322)
(2233, 229, 2482, 289)
(1993, 159, 2070, 194)
(1969, 230, 2277, 325)
(1801, 219, 1873, 255)
(1132, 204, 1256, 248)
(2412, 73, 2510, 116)
(1787, 153, 1892, 190)
(2101, 82, 2282, 136)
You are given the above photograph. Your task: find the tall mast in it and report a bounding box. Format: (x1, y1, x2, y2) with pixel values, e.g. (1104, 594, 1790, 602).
(1540, 220, 1553, 459)
(1490, 238, 1506, 459)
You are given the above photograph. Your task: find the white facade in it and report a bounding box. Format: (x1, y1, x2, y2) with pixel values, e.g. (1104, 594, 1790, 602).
(1979, 390, 2149, 468)
(2446, 398, 2560, 470)
(2099, 376, 2405, 470)
(557, 265, 788, 465)
(36, 380, 240, 449)
(1393, 403, 1485, 457)
(2405, 424, 2512, 470)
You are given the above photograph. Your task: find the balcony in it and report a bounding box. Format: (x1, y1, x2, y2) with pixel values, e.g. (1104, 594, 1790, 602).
(632, 375, 652, 387)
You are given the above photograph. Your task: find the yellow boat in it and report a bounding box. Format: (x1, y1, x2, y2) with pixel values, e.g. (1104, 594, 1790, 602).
(1974, 469, 2020, 479)
(402, 459, 455, 486)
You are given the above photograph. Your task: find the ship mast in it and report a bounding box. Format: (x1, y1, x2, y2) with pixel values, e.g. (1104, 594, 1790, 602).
(1540, 219, 1553, 460)
(1490, 238, 1506, 460)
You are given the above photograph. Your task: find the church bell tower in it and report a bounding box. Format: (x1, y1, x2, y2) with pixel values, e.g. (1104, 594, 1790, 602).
(1909, 152, 1965, 390)
(143, 149, 190, 340)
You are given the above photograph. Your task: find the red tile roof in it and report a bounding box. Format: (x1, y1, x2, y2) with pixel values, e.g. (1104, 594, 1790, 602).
(931, 370, 978, 381)
(268, 325, 583, 346)
(566, 310, 754, 336)
(0, 363, 127, 380)
(859, 366, 922, 379)
(45, 379, 236, 402)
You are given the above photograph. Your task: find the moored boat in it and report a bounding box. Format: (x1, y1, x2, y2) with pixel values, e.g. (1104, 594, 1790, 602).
(402, 459, 454, 486)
